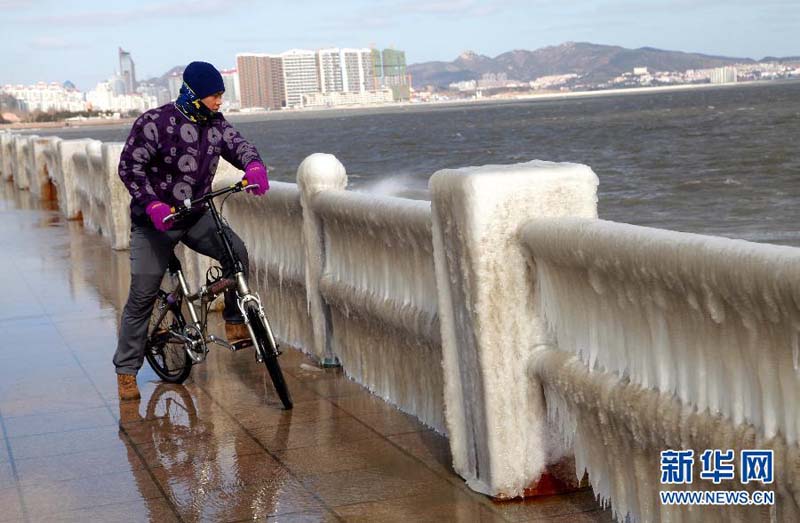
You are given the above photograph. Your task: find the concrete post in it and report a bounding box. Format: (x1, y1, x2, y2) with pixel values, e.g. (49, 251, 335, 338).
(0, 132, 13, 182)
(297, 153, 347, 366)
(55, 139, 92, 220)
(102, 143, 131, 251)
(430, 160, 599, 498)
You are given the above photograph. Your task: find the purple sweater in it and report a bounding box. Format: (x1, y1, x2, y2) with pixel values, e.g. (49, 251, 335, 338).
(118, 103, 262, 227)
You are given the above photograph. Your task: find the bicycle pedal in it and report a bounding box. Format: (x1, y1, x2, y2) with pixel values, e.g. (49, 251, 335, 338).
(230, 339, 253, 352)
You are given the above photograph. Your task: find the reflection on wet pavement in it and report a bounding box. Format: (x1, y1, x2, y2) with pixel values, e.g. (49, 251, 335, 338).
(0, 180, 611, 522)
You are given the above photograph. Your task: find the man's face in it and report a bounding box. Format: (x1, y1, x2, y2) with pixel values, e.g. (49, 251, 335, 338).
(200, 92, 223, 111)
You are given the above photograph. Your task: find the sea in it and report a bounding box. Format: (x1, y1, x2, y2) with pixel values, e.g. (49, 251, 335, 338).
(28, 81, 800, 247)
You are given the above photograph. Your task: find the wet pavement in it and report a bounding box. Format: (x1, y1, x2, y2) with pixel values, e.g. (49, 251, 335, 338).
(0, 180, 612, 522)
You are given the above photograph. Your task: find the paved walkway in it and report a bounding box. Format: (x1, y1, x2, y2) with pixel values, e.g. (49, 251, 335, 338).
(0, 181, 611, 522)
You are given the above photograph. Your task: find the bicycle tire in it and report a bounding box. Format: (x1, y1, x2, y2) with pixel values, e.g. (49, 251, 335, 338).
(145, 291, 193, 384)
(246, 305, 292, 410)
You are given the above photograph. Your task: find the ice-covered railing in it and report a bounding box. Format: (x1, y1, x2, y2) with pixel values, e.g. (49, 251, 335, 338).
(30, 137, 59, 201)
(0, 132, 14, 181)
(12, 134, 35, 189)
(313, 178, 443, 431)
(522, 219, 800, 521)
(429, 162, 600, 497)
(221, 177, 312, 351)
(53, 139, 91, 220)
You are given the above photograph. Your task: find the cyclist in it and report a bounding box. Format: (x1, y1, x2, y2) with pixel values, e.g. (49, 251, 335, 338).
(114, 61, 269, 401)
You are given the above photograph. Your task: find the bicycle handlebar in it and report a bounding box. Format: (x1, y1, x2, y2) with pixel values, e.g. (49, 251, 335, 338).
(162, 180, 259, 223)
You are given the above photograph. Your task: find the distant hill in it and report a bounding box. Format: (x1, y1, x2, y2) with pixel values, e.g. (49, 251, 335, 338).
(144, 66, 185, 87)
(408, 42, 764, 88)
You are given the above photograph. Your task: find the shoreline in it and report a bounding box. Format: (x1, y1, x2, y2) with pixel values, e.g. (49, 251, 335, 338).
(4, 78, 799, 132)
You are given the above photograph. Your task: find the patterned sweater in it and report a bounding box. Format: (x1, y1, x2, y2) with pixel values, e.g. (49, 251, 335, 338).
(118, 103, 262, 227)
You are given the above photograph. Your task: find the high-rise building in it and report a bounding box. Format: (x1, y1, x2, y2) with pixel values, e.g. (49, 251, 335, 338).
(378, 49, 410, 101)
(220, 69, 240, 109)
(118, 47, 137, 94)
(236, 54, 285, 110)
(381, 49, 407, 78)
(280, 49, 319, 108)
(317, 49, 344, 93)
(318, 48, 373, 94)
(710, 66, 738, 84)
(371, 49, 383, 90)
(167, 72, 183, 100)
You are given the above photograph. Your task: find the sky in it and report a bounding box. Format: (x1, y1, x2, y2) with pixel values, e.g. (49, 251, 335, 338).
(1, 0, 798, 90)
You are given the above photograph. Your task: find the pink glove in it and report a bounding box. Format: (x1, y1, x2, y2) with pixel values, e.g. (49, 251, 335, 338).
(243, 162, 269, 196)
(146, 201, 173, 232)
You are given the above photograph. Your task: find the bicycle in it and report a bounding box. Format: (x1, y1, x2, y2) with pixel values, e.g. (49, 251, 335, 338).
(144, 180, 292, 410)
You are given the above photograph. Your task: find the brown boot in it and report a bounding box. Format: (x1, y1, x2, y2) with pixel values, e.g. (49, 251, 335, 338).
(225, 322, 251, 343)
(117, 374, 141, 401)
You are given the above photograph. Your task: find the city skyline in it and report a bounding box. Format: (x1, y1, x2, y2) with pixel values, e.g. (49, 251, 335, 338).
(1, 0, 798, 89)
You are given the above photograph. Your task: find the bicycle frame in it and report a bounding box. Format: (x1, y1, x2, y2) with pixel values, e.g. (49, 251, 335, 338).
(157, 183, 280, 365)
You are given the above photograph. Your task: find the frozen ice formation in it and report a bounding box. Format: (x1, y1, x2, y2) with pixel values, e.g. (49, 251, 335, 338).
(532, 348, 793, 522)
(315, 189, 444, 432)
(521, 218, 800, 445)
(430, 160, 599, 497)
(523, 218, 800, 521)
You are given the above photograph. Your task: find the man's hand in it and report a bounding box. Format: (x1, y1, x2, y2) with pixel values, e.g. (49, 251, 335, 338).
(243, 162, 269, 196)
(146, 201, 173, 232)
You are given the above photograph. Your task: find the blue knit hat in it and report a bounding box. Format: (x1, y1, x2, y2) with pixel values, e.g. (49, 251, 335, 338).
(183, 61, 225, 98)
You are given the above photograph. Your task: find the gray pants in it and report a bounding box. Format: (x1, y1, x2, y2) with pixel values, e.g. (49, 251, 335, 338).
(114, 212, 249, 376)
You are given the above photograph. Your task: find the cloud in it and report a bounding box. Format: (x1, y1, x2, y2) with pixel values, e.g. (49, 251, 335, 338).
(22, 0, 254, 26)
(28, 36, 85, 50)
(315, 0, 520, 34)
(0, 0, 38, 8)
(396, 0, 520, 17)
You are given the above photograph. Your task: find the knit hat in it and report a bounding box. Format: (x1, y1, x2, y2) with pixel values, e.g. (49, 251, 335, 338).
(183, 61, 225, 98)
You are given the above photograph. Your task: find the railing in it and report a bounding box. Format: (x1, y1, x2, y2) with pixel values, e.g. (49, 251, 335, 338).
(524, 219, 800, 521)
(2, 129, 798, 522)
(314, 189, 443, 431)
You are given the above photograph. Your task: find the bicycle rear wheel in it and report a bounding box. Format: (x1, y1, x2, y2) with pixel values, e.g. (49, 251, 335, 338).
(246, 305, 292, 409)
(145, 291, 192, 384)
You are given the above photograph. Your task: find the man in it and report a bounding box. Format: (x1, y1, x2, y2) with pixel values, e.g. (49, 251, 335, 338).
(114, 61, 269, 401)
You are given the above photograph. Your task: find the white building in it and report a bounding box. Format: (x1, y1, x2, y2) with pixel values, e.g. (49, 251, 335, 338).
(302, 88, 393, 108)
(281, 49, 320, 108)
(86, 81, 157, 113)
(220, 69, 240, 110)
(449, 80, 477, 92)
(530, 74, 579, 90)
(710, 66, 738, 84)
(316, 48, 374, 94)
(317, 49, 345, 93)
(1, 82, 86, 113)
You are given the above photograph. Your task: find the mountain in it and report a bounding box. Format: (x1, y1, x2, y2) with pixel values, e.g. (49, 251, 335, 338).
(144, 66, 185, 87)
(408, 42, 759, 88)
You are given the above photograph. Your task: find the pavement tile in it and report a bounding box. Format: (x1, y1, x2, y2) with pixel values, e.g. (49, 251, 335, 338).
(0, 487, 24, 522)
(9, 425, 127, 460)
(250, 415, 376, 452)
(43, 498, 180, 523)
(334, 490, 507, 522)
(19, 469, 163, 519)
(3, 406, 116, 438)
(301, 464, 449, 507)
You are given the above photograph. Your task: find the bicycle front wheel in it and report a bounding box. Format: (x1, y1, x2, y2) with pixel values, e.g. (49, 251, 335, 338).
(246, 305, 292, 410)
(145, 291, 192, 384)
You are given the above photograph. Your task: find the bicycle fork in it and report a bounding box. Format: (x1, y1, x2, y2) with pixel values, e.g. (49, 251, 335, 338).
(233, 271, 280, 363)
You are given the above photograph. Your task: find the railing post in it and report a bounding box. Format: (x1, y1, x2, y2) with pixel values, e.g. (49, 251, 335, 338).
(102, 143, 130, 251)
(297, 153, 347, 366)
(429, 160, 599, 497)
(55, 139, 92, 220)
